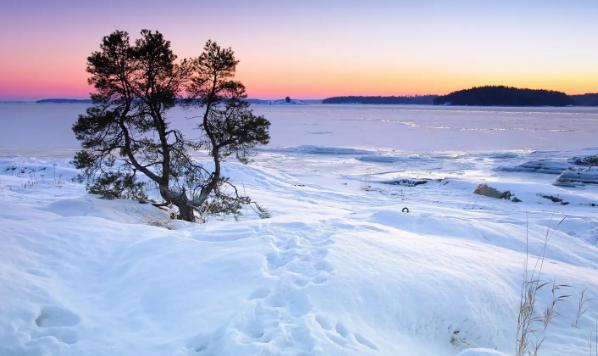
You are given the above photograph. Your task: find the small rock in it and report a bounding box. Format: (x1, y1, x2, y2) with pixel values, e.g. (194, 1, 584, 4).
(474, 184, 515, 200)
(382, 178, 432, 187)
(540, 194, 569, 205)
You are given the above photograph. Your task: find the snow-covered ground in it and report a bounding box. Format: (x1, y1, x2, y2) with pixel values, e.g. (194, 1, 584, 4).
(1, 104, 598, 355)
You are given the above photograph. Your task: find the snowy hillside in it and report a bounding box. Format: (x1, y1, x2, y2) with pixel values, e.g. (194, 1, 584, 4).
(1, 145, 597, 355)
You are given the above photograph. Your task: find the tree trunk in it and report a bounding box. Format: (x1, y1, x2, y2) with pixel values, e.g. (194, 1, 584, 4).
(159, 186, 196, 222)
(175, 201, 195, 222)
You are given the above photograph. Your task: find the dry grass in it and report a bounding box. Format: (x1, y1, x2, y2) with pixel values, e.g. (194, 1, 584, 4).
(515, 216, 571, 356)
(575, 288, 589, 328)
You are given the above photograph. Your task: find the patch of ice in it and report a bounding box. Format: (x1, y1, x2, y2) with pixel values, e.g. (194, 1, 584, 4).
(554, 167, 598, 186)
(501, 159, 569, 175)
(262, 145, 374, 155)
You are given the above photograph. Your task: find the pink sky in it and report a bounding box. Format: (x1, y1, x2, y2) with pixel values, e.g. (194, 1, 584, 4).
(1, 0, 598, 100)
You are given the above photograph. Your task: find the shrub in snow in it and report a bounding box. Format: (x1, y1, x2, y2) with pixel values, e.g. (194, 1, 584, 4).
(73, 30, 270, 222)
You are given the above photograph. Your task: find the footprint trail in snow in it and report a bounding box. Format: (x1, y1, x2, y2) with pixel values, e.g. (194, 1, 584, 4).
(189, 220, 377, 354)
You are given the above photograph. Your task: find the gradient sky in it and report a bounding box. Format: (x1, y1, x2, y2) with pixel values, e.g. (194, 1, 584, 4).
(1, 0, 598, 100)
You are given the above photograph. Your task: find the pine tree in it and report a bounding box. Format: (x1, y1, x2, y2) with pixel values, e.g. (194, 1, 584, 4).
(73, 30, 270, 222)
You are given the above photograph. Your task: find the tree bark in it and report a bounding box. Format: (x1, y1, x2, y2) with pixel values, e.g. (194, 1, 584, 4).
(175, 201, 195, 222)
(159, 186, 195, 222)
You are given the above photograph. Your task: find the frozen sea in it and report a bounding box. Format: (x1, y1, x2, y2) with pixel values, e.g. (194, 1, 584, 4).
(2, 103, 598, 155)
(1, 103, 598, 356)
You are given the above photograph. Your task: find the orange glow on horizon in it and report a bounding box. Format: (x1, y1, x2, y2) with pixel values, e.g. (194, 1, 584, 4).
(3, 61, 598, 100)
(2, 0, 598, 100)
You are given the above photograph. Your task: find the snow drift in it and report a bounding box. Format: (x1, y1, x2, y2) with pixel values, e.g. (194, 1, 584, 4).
(1, 147, 597, 355)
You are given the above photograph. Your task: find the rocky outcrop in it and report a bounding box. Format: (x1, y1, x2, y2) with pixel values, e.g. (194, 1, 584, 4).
(569, 155, 598, 167)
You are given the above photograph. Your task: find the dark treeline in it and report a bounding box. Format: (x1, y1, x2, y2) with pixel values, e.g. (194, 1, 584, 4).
(433, 86, 574, 106)
(571, 93, 598, 106)
(37, 99, 93, 104)
(322, 95, 436, 105)
(322, 88, 598, 107)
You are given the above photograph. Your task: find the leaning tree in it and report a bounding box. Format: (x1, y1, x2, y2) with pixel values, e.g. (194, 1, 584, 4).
(184, 40, 270, 217)
(73, 30, 270, 222)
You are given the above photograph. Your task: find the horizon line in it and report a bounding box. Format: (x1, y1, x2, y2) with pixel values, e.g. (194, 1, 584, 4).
(3, 89, 598, 103)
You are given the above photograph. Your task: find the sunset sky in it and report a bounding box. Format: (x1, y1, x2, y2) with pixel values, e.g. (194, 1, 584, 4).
(1, 0, 598, 100)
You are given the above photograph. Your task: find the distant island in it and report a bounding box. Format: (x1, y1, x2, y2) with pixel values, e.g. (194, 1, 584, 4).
(433, 86, 574, 106)
(322, 95, 436, 105)
(434, 86, 598, 107)
(322, 87, 598, 107)
(571, 93, 598, 106)
(37, 98, 92, 104)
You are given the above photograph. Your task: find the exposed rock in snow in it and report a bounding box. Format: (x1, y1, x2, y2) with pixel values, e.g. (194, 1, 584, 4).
(500, 151, 598, 177)
(554, 167, 598, 186)
(569, 154, 598, 167)
(539, 194, 569, 205)
(474, 184, 520, 202)
(381, 178, 436, 187)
